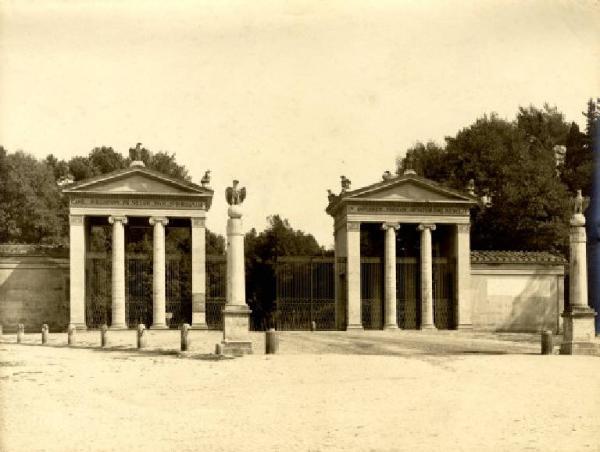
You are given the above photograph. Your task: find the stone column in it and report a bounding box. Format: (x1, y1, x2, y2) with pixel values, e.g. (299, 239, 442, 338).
(191, 217, 208, 329)
(455, 223, 472, 329)
(220, 181, 252, 355)
(418, 223, 436, 330)
(560, 206, 597, 354)
(109, 216, 128, 329)
(149, 217, 169, 329)
(69, 215, 87, 329)
(382, 222, 399, 330)
(334, 222, 348, 330)
(346, 221, 363, 330)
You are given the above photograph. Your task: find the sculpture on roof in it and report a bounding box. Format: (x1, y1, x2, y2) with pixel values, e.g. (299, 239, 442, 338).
(327, 189, 337, 203)
(382, 170, 393, 181)
(226, 179, 246, 206)
(201, 170, 211, 188)
(340, 175, 351, 193)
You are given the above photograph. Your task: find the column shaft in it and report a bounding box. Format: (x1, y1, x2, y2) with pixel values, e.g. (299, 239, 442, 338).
(109, 216, 128, 329)
(191, 217, 208, 329)
(383, 223, 399, 329)
(455, 224, 472, 329)
(226, 217, 246, 306)
(69, 215, 86, 329)
(346, 222, 363, 330)
(570, 220, 588, 308)
(419, 223, 436, 330)
(150, 217, 168, 329)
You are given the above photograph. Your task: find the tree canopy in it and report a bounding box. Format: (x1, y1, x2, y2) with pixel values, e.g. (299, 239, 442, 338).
(0, 148, 65, 244)
(397, 102, 596, 254)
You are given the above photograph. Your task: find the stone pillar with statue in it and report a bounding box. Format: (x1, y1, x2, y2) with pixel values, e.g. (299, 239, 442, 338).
(560, 190, 598, 354)
(219, 180, 253, 355)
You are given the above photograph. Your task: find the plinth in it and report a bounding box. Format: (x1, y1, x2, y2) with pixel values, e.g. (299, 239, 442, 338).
(221, 305, 253, 356)
(560, 307, 598, 355)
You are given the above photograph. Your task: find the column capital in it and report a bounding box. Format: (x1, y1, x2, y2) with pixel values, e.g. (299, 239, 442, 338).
(381, 222, 400, 231)
(149, 216, 169, 226)
(457, 224, 471, 233)
(108, 215, 128, 225)
(418, 223, 436, 231)
(191, 217, 206, 228)
(346, 221, 360, 232)
(69, 215, 84, 225)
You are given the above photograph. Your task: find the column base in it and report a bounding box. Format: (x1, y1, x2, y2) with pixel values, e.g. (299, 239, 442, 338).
(191, 323, 209, 330)
(560, 307, 598, 355)
(457, 323, 473, 330)
(109, 324, 129, 330)
(70, 323, 88, 331)
(420, 324, 437, 331)
(150, 324, 169, 330)
(346, 324, 364, 331)
(383, 324, 399, 330)
(219, 340, 253, 356)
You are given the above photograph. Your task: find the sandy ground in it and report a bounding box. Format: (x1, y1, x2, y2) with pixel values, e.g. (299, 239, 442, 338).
(1, 330, 599, 452)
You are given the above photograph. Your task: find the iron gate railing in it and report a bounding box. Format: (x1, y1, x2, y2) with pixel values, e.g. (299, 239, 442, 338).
(206, 255, 226, 329)
(396, 258, 420, 329)
(361, 257, 383, 330)
(274, 257, 336, 330)
(85, 253, 455, 330)
(86, 253, 227, 329)
(432, 257, 455, 329)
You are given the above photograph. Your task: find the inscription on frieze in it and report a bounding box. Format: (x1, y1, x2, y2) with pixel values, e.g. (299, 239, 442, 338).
(352, 205, 469, 215)
(70, 197, 206, 209)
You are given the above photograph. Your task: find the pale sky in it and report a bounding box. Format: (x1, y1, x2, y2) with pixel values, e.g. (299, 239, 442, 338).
(1, 0, 599, 247)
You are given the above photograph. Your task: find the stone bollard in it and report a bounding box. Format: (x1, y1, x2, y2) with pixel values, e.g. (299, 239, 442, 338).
(215, 343, 223, 355)
(0, 324, 3, 335)
(137, 324, 147, 349)
(310, 321, 317, 332)
(265, 328, 279, 354)
(67, 324, 76, 346)
(541, 330, 553, 355)
(41, 324, 49, 345)
(17, 324, 24, 344)
(180, 323, 191, 352)
(100, 324, 108, 347)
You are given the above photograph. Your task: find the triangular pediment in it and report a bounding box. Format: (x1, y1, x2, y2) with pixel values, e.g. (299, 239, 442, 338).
(64, 167, 210, 196)
(348, 177, 474, 203)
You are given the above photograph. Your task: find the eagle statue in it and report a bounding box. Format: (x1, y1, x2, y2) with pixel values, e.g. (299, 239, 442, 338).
(226, 179, 246, 206)
(572, 189, 589, 215)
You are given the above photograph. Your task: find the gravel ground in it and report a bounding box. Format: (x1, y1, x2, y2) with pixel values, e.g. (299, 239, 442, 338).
(1, 331, 599, 452)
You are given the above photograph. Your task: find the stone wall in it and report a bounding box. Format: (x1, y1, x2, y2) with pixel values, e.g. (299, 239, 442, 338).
(471, 262, 565, 333)
(0, 245, 69, 332)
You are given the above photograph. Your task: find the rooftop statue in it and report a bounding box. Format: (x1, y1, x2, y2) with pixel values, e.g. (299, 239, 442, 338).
(201, 170, 211, 188)
(573, 189, 589, 215)
(327, 189, 336, 203)
(226, 179, 246, 206)
(340, 175, 351, 193)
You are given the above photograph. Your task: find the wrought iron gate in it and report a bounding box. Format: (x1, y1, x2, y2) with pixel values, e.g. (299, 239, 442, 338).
(86, 253, 226, 329)
(361, 257, 383, 329)
(206, 255, 226, 329)
(274, 257, 336, 330)
(396, 257, 420, 329)
(432, 257, 455, 329)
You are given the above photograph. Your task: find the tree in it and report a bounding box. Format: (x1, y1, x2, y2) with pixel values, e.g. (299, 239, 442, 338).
(0, 148, 65, 244)
(397, 106, 573, 254)
(396, 141, 449, 181)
